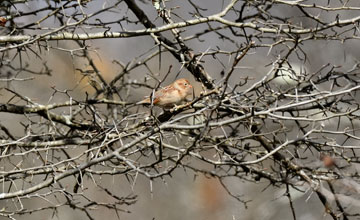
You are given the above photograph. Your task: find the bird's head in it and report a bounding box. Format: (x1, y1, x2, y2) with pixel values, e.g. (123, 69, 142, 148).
(173, 78, 193, 95)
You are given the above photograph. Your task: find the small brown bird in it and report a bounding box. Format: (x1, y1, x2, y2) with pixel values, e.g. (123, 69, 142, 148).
(137, 78, 193, 108)
(320, 154, 336, 169)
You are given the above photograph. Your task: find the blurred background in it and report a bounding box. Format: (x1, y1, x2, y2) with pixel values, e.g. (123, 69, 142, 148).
(1, 0, 360, 219)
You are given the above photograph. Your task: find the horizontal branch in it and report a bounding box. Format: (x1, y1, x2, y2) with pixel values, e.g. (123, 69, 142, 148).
(0, 31, 147, 43)
(0, 103, 95, 130)
(162, 84, 360, 130)
(1, 8, 359, 44)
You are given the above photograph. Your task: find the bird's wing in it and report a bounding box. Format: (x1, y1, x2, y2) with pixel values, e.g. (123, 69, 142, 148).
(137, 85, 176, 105)
(153, 85, 177, 105)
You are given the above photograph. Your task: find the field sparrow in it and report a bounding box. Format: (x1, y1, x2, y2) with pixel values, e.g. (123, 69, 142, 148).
(137, 78, 193, 108)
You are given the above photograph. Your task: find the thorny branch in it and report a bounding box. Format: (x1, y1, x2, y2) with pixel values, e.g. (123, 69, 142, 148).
(1, 0, 360, 219)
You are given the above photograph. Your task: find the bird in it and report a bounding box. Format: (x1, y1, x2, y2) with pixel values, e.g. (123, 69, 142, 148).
(320, 154, 337, 169)
(137, 78, 193, 108)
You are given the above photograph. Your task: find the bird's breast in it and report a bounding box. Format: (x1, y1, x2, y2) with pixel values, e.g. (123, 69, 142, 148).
(157, 89, 182, 106)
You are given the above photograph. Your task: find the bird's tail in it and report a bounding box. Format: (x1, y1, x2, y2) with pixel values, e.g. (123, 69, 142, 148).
(136, 98, 150, 105)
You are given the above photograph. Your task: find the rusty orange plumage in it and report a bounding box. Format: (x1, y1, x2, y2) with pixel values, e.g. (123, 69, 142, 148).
(137, 78, 193, 108)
